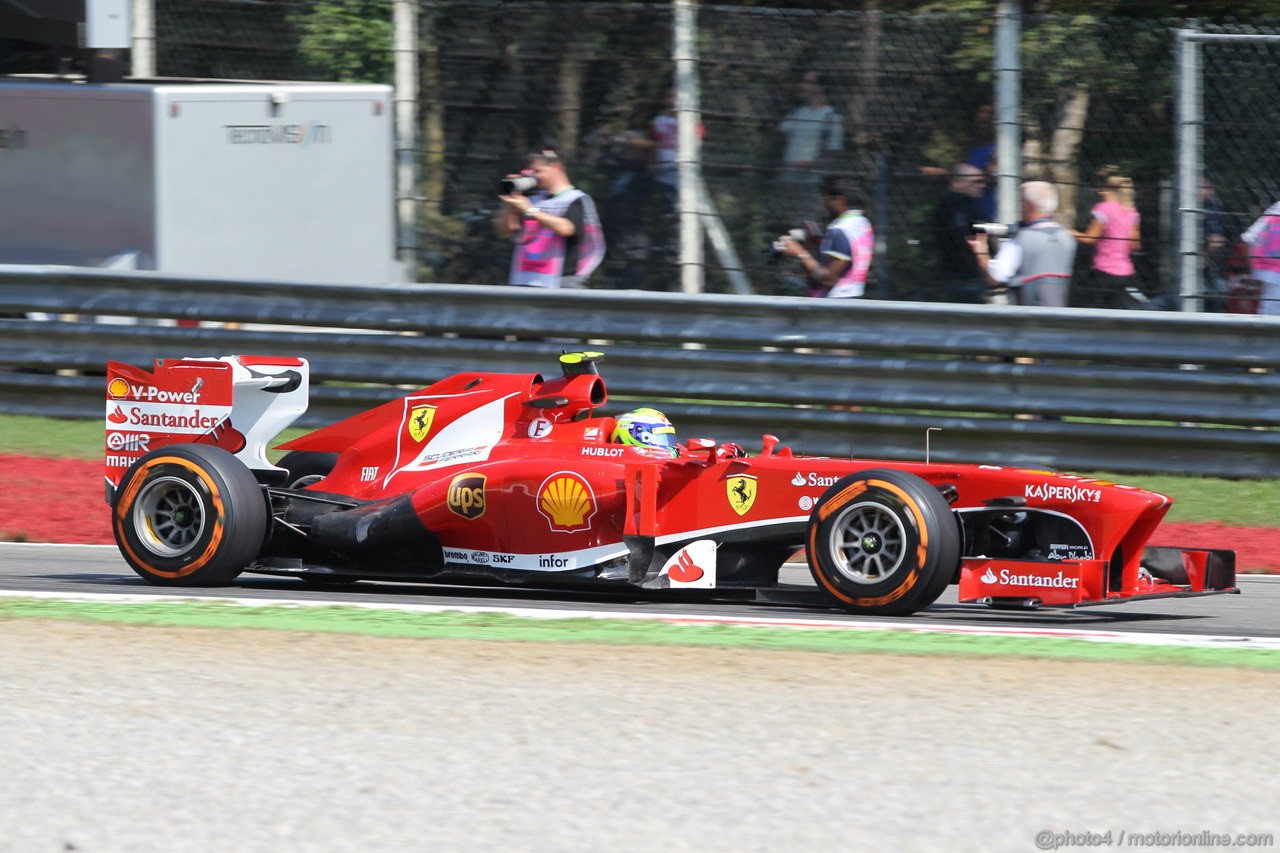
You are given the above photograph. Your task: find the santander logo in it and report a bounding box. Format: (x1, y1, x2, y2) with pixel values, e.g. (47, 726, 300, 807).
(981, 567, 1080, 589)
(791, 472, 805, 486)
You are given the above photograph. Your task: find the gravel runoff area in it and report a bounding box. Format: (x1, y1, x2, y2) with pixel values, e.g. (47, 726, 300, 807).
(1, 620, 1278, 852)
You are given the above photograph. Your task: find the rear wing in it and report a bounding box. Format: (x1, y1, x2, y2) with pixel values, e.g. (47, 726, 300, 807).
(104, 355, 309, 501)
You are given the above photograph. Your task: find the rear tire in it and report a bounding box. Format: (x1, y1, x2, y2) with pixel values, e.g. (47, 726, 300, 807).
(807, 468, 959, 616)
(277, 451, 339, 489)
(112, 444, 268, 586)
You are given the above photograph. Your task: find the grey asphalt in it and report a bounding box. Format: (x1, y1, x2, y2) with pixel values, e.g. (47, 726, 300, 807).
(3, 544, 1279, 852)
(2, 543, 1277, 639)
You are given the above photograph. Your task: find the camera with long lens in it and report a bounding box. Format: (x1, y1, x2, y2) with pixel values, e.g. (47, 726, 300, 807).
(971, 222, 1019, 238)
(499, 174, 538, 195)
(766, 225, 819, 262)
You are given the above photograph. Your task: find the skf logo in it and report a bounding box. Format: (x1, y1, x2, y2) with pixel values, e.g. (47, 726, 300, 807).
(107, 378, 130, 399)
(726, 475, 757, 516)
(407, 405, 436, 443)
(447, 473, 487, 519)
(538, 472, 596, 532)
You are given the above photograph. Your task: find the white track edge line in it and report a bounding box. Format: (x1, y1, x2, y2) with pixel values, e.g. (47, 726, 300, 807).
(2, 588, 1279, 651)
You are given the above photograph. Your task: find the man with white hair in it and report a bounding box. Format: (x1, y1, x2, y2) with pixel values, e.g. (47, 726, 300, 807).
(969, 180, 1077, 307)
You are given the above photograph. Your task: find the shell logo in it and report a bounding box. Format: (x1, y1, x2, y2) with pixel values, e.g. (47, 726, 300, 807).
(537, 472, 596, 532)
(107, 378, 130, 399)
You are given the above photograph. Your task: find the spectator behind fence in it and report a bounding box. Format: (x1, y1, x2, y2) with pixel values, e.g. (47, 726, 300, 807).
(1243, 199, 1280, 316)
(920, 104, 997, 220)
(1074, 169, 1141, 309)
(778, 71, 844, 218)
(969, 181, 1077, 307)
(932, 163, 988, 304)
(499, 148, 605, 289)
(1200, 178, 1234, 311)
(650, 90, 680, 201)
(966, 104, 998, 221)
(779, 176, 873, 299)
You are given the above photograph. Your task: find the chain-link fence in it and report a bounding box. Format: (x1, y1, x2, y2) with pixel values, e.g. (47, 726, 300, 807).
(1190, 25, 1280, 316)
(148, 1, 1278, 311)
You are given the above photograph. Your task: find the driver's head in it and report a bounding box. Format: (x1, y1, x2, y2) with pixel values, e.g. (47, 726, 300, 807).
(610, 408, 678, 456)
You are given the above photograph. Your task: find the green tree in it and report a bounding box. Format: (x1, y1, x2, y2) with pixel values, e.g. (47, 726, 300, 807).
(292, 0, 393, 84)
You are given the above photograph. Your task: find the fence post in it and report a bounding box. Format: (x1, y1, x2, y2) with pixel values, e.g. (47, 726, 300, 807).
(394, 0, 420, 281)
(1175, 29, 1202, 312)
(994, 0, 1021, 226)
(130, 0, 154, 77)
(674, 0, 704, 294)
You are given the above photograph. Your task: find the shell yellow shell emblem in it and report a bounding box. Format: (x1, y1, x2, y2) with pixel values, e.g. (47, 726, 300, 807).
(538, 472, 597, 532)
(107, 377, 130, 399)
(726, 475, 757, 516)
(407, 404, 436, 443)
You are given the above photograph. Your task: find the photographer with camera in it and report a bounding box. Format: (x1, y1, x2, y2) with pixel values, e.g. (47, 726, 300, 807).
(969, 180, 1076, 307)
(498, 148, 605, 288)
(779, 176, 873, 298)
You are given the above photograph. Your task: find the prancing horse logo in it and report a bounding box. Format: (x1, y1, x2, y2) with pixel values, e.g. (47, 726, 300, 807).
(408, 404, 436, 443)
(726, 475, 757, 516)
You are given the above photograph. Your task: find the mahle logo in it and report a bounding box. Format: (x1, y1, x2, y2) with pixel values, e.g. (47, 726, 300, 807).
(447, 473, 486, 519)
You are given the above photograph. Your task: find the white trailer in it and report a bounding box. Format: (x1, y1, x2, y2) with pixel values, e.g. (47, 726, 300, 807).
(0, 79, 400, 283)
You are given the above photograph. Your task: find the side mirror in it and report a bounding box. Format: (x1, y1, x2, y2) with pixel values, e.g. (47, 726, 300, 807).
(760, 434, 779, 458)
(685, 437, 717, 460)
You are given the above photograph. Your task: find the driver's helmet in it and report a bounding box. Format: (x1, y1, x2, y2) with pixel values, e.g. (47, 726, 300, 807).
(611, 407, 679, 456)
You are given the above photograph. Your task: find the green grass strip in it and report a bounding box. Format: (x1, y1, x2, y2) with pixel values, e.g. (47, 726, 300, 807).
(2, 598, 1279, 670)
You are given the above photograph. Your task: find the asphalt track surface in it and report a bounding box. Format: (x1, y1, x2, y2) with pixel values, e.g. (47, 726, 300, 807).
(3, 543, 1277, 638)
(5, 543, 1280, 851)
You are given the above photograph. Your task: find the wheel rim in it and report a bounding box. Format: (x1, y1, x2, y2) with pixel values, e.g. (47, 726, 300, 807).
(826, 501, 908, 585)
(132, 476, 207, 558)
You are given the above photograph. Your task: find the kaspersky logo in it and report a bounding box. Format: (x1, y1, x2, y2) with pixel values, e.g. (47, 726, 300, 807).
(981, 567, 1080, 589)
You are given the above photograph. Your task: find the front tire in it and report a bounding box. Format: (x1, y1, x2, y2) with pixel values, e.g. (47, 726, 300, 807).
(112, 444, 268, 586)
(807, 469, 959, 616)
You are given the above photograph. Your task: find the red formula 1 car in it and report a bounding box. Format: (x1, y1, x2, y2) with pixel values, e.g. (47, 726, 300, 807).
(103, 352, 1237, 616)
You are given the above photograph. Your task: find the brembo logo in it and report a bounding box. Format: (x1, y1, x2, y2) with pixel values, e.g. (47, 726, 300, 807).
(447, 473, 486, 519)
(981, 568, 1080, 589)
(1024, 482, 1102, 503)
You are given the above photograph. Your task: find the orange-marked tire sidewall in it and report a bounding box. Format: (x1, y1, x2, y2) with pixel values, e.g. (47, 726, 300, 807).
(113, 456, 226, 580)
(806, 469, 957, 616)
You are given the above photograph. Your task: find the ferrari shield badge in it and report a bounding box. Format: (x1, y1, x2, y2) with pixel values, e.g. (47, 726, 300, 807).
(407, 404, 436, 443)
(726, 475, 757, 516)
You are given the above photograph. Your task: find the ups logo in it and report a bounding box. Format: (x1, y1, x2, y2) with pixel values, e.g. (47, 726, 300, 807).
(447, 473, 487, 519)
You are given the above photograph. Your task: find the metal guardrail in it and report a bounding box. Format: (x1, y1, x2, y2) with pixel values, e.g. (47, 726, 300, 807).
(1, 265, 1278, 477)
